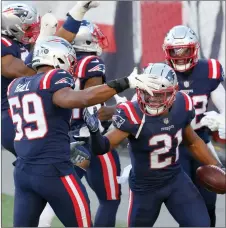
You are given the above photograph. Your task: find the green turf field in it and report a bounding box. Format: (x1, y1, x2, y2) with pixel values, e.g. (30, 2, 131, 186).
(1, 194, 125, 227)
(1, 194, 64, 227)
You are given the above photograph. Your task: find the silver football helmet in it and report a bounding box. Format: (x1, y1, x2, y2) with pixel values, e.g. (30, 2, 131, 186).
(2, 3, 40, 44)
(137, 63, 178, 116)
(71, 20, 108, 56)
(162, 25, 200, 72)
(32, 36, 77, 74)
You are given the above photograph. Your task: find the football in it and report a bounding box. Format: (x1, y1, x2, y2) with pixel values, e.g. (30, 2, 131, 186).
(196, 165, 226, 194)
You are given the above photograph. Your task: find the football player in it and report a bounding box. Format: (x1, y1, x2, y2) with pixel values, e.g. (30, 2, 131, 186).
(7, 36, 158, 227)
(1, 1, 99, 156)
(162, 25, 225, 227)
(39, 20, 121, 227)
(83, 63, 225, 227)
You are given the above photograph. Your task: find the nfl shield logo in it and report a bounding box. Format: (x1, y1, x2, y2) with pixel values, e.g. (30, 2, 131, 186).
(163, 118, 169, 124)
(184, 81, 190, 88)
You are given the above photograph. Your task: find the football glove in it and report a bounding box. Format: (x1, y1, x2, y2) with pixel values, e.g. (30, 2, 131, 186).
(36, 13, 58, 42)
(69, 1, 100, 21)
(83, 107, 99, 133)
(70, 141, 90, 164)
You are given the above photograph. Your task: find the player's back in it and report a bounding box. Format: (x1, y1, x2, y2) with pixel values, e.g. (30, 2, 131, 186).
(7, 69, 75, 164)
(70, 53, 106, 137)
(113, 91, 194, 191)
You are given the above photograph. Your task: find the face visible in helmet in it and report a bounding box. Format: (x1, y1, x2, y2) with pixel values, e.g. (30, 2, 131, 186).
(163, 25, 200, 72)
(2, 3, 41, 44)
(137, 63, 178, 116)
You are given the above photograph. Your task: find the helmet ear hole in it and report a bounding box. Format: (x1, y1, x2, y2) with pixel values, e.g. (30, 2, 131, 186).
(86, 41, 91, 45)
(57, 58, 65, 64)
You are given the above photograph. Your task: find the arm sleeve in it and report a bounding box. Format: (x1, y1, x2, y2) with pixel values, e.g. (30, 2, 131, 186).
(42, 69, 75, 93)
(210, 62, 225, 91)
(24, 51, 33, 69)
(90, 131, 111, 155)
(210, 83, 225, 114)
(1, 39, 17, 57)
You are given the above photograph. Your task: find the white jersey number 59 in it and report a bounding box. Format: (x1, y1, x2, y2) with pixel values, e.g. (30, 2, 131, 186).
(8, 93, 48, 141)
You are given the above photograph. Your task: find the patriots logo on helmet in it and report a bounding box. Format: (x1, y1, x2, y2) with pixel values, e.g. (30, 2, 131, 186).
(55, 77, 74, 87)
(88, 64, 105, 73)
(112, 114, 125, 128)
(165, 70, 176, 83)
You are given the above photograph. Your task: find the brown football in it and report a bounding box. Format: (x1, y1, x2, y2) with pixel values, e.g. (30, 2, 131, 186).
(196, 165, 226, 194)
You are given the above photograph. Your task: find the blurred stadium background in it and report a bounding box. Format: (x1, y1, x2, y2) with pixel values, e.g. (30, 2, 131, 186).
(1, 1, 225, 227)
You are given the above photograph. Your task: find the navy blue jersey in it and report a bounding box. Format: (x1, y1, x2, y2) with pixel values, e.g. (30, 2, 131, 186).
(112, 92, 195, 192)
(177, 59, 224, 143)
(1, 36, 29, 111)
(7, 69, 75, 164)
(70, 53, 106, 135)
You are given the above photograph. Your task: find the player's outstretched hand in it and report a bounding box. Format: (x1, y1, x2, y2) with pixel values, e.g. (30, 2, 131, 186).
(69, 1, 99, 21)
(70, 141, 90, 165)
(83, 107, 99, 133)
(127, 67, 162, 95)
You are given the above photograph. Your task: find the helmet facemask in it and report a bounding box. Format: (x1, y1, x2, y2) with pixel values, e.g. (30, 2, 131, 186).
(137, 85, 178, 116)
(20, 18, 41, 44)
(164, 44, 199, 72)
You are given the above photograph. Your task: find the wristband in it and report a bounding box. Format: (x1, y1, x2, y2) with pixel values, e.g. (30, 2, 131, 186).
(107, 77, 129, 93)
(63, 15, 81, 34)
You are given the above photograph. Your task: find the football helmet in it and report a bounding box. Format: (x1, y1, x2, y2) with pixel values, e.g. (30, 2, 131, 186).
(2, 3, 40, 44)
(32, 36, 77, 74)
(163, 25, 200, 72)
(71, 20, 108, 56)
(137, 63, 178, 116)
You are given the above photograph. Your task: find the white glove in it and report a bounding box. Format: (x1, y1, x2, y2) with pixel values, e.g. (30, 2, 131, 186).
(114, 94, 127, 104)
(218, 118, 226, 139)
(201, 111, 226, 139)
(116, 164, 132, 184)
(36, 13, 58, 42)
(69, 1, 100, 21)
(201, 111, 221, 131)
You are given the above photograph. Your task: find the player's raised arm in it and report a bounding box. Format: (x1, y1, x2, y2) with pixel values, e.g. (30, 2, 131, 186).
(56, 1, 99, 43)
(183, 124, 223, 167)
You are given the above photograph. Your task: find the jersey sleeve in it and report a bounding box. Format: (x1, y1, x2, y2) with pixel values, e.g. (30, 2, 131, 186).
(24, 51, 33, 69)
(39, 69, 75, 93)
(112, 101, 141, 135)
(75, 56, 106, 82)
(178, 91, 195, 126)
(1, 37, 17, 57)
(208, 59, 225, 91)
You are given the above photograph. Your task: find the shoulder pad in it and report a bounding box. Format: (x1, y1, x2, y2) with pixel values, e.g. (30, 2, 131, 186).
(7, 78, 18, 97)
(75, 55, 105, 79)
(117, 101, 141, 124)
(39, 69, 75, 92)
(177, 91, 193, 112)
(112, 101, 141, 134)
(207, 59, 224, 81)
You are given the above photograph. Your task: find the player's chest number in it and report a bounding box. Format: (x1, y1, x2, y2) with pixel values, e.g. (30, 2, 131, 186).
(190, 95, 208, 130)
(149, 129, 182, 169)
(8, 93, 47, 140)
